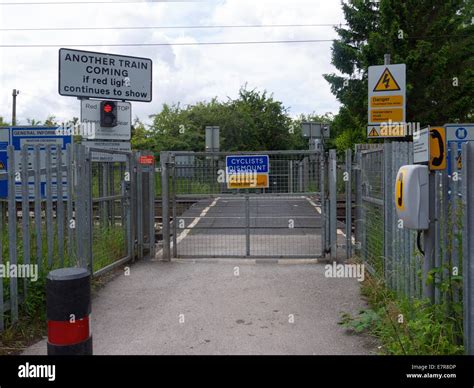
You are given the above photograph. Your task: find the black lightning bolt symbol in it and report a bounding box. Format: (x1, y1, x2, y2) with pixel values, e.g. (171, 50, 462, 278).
(383, 73, 390, 88)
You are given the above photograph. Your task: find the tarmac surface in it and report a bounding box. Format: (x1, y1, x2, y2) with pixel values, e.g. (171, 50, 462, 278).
(23, 259, 375, 355)
(173, 195, 324, 257)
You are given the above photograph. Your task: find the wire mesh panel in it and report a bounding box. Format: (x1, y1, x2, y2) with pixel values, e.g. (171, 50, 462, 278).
(168, 150, 323, 258)
(88, 152, 132, 274)
(359, 149, 385, 274)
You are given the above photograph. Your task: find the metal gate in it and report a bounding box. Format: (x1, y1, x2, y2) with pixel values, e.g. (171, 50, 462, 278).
(160, 150, 327, 259)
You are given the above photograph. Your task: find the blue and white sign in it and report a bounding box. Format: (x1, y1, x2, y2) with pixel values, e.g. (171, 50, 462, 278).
(445, 123, 474, 174)
(226, 155, 269, 173)
(0, 126, 72, 200)
(225, 155, 269, 189)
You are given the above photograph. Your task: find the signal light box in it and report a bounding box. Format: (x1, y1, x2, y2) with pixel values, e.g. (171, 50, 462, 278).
(81, 100, 131, 140)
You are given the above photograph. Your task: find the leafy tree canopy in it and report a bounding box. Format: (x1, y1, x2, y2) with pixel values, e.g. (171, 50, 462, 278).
(325, 0, 474, 150)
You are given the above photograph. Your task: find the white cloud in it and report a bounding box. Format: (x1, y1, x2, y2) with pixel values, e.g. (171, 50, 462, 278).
(0, 0, 343, 125)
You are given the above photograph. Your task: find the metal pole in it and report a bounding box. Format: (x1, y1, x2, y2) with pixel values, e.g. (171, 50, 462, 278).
(149, 157, 156, 259)
(12, 89, 19, 126)
(462, 142, 474, 354)
(7, 145, 18, 323)
(21, 145, 30, 298)
(246, 194, 250, 257)
(384, 54, 391, 65)
(320, 151, 326, 258)
(422, 171, 435, 302)
(345, 149, 352, 261)
(329, 149, 337, 261)
(161, 152, 171, 261)
(384, 142, 393, 287)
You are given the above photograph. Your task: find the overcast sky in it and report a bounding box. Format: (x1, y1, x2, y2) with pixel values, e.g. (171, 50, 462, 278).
(0, 0, 344, 126)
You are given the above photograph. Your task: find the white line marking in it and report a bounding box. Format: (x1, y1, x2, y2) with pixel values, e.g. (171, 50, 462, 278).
(154, 198, 220, 259)
(304, 196, 322, 214)
(176, 197, 220, 243)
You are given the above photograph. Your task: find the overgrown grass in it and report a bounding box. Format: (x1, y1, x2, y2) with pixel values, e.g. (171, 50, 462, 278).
(92, 225, 126, 272)
(0, 223, 126, 354)
(339, 270, 464, 355)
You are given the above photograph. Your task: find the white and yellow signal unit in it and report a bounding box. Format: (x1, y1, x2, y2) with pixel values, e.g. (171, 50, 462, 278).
(394, 165, 429, 230)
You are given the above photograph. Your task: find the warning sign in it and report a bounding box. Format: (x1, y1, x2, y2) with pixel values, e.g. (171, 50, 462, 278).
(370, 95, 403, 107)
(368, 127, 379, 137)
(368, 64, 406, 129)
(457, 152, 462, 170)
(367, 123, 407, 138)
(0, 160, 4, 170)
(370, 108, 404, 123)
(373, 68, 401, 92)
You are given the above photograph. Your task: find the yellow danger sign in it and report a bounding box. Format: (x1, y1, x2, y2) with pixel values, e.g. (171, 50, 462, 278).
(370, 108, 404, 123)
(370, 95, 403, 107)
(395, 168, 405, 211)
(373, 68, 401, 92)
(429, 127, 446, 170)
(0, 161, 4, 170)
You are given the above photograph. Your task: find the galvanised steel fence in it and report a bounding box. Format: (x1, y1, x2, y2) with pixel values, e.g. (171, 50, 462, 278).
(0, 143, 155, 332)
(159, 150, 329, 259)
(351, 141, 473, 354)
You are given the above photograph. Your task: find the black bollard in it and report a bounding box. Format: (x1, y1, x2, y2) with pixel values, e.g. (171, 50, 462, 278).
(46, 267, 92, 355)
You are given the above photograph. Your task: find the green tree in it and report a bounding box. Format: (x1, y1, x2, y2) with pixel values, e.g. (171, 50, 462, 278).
(142, 86, 308, 153)
(0, 117, 9, 127)
(26, 118, 42, 126)
(325, 0, 474, 150)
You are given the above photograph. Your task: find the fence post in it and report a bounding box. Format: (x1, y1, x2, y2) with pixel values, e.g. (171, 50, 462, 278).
(329, 149, 337, 261)
(462, 142, 474, 355)
(84, 145, 93, 273)
(319, 151, 326, 258)
(148, 155, 156, 259)
(56, 147, 65, 267)
(34, 145, 42, 271)
(383, 142, 392, 288)
(7, 145, 18, 323)
(21, 145, 31, 298)
(66, 144, 74, 262)
(451, 141, 461, 304)
(160, 151, 171, 261)
(45, 145, 54, 267)
(354, 148, 362, 256)
(345, 149, 352, 261)
(137, 152, 144, 260)
(74, 143, 84, 268)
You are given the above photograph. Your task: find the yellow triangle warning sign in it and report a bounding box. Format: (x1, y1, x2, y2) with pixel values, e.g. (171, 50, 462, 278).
(373, 68, 401, 92)
(457, 152, 462, 170)
(368, 128, 379, 137)
(0, 161, 4, 170)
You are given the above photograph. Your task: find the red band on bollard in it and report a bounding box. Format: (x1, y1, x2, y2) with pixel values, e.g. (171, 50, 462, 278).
(48, 316, 90, 346)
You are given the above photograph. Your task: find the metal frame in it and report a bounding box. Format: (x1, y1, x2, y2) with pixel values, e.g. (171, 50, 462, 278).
(0, 143, 155, 332)
(161, 149, 327, 260)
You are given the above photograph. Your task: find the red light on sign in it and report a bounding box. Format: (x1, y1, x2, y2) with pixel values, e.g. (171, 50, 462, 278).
(103, 104, 113, 113)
